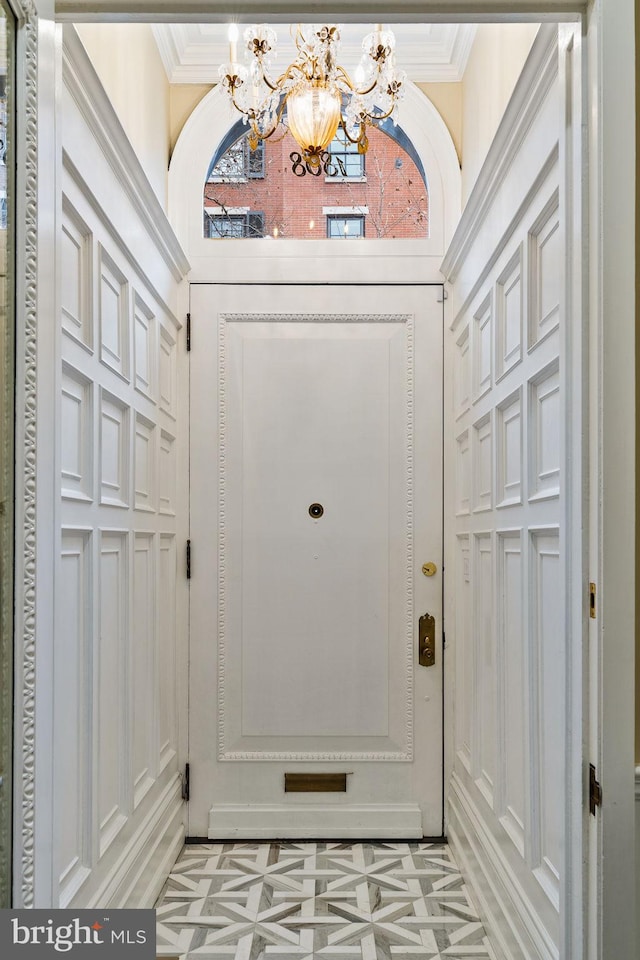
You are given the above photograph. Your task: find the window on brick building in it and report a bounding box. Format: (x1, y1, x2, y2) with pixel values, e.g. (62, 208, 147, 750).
(204, 209, 265, 238)
(326, 215, 365, 239)
(326, 129, 365, 180)
(209, 137, 265, 182)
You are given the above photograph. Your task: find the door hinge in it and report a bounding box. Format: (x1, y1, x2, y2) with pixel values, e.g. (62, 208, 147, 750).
(182, 763, 190, 802)
(186, 312, 191, 352)
(589, 581, 596, 619)
(589, 763, 602, 815)
(186, 539, 191, 580)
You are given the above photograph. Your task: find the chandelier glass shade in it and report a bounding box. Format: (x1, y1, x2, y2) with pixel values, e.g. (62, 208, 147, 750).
(219, 23, 406, 165)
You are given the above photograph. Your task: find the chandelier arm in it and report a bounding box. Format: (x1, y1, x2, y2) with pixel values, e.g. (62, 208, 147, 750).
(248, 93, 290, 144)
(339, 120, 365, 145)
(229, 91, 252, 119)
(334, 66, 355, 92)
(362, 102, 398, 123)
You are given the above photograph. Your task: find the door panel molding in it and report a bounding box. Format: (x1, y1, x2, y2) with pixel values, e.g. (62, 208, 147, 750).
(217, 312, 415, 762)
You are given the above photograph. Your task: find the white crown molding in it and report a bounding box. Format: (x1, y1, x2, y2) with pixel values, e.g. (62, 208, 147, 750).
(62, 25, 190, 280)
(441, 23, 557, 280)
(151, 23, 478, 85)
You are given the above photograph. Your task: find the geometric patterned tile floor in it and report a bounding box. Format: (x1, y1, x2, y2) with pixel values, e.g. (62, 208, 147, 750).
(155, 842, 496, 960)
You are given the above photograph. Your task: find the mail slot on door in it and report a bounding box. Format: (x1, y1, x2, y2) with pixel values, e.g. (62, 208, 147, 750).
(418, 613, 436, 667)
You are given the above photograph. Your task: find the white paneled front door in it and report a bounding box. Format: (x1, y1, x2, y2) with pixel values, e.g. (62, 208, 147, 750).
(189, 283, 443, 839)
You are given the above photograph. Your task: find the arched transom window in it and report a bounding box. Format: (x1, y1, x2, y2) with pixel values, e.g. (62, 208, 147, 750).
(203, 120, 429, 240)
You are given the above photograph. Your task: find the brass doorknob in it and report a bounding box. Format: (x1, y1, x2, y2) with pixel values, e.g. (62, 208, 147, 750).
(422, 562, 437, 577)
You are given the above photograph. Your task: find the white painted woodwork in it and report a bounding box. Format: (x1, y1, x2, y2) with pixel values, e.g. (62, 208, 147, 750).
(207, 805, 423, 840)
(189, 282, 443, 838)
(52, 27, 190, 909)
(442, 25, 586, 960)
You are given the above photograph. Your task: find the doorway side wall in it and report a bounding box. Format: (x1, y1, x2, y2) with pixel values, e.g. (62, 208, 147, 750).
(441, 25, 581, 960)
(37, 24, 190, 908)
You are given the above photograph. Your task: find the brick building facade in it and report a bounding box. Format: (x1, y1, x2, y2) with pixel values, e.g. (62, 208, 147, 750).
(203, 124, 429, 240)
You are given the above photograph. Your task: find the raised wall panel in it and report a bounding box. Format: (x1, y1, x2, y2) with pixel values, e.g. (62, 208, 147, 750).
(159, 324, 177, 420)
(100, 390, 130, 507)
(472, 413, 492, 513)
(61, 198, 93, 349)
(529, 193, 561, 346)
(57, 531, 91, 905)
(132, 533, 156, 808)
(134, 413, 156, 512)
(99, 245, 129, 380)
(497, 390, 522, 507)
(456, 429, 470, 516)
(455, 326, 470, 419)
(98, 532, 128, 856)
(455, 535, 472, 767)
(496, 248, 523, 379)
(159, 430, 176, 516)
(531, 531, 562, 907)
(529, 363, 560, 500)
(473, 295, 492, 400)
(497, 531, 526, 856)
(474, 533, 495, 805)
(159, 535, 177, 769)
(61, 364, 93, 501)
(134, 293, 155, 400)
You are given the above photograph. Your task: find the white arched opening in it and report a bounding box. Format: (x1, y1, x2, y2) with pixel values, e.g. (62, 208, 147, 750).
(169, 80, 461, 283)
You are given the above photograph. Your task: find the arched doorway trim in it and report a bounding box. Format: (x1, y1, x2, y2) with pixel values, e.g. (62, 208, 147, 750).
(168, 80, 461, 272)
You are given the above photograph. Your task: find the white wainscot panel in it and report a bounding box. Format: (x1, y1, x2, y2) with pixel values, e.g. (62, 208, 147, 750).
(455, 535, 472, 768)
(531, 530, 562, 907)
(98, 531, 128, 857)
(473, 295, 492, 400)
(159, 323, 177, 421)
(497, 531, 526, 856)
(133, 533, 157, 807)
(497, 390, 522, 507)
(529, 362, 560, 500)
(472, 413, 492, 513)
(100, 391, 130, 507)
(159, 535, 177, 770)
(496, 248, 523, 379)
(56, 531, 92, 905)
(61, 197, 93, 350)
(529, 193, 560, 346)
(99, 245, 129, 380)
(454, 325, 470, 419)
(456, 429, 470, 516)
(474, 533, 495, 806)
(134, 293, 155, 400)
(61, 364, 93, 502)
(135, 413, 156, 513)
(159, 430, 177, 516)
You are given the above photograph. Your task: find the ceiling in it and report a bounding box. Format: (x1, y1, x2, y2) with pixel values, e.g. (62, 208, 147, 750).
(151, 23, 478, 85)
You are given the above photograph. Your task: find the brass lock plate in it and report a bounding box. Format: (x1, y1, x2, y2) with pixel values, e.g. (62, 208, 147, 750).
(422, 562, 437, 577)
(418, 613, 436, 667)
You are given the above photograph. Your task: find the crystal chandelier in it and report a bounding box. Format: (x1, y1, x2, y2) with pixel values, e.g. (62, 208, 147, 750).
(219, 23, 406, 167)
